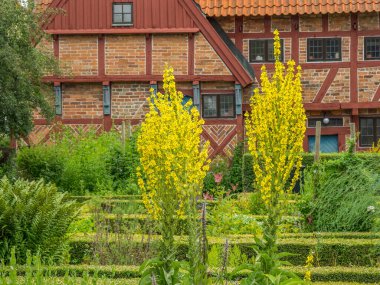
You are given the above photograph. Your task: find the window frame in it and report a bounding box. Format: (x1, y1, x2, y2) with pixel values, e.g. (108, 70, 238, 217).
(364, 37, 380, 60)
(307, 38, 342, 62)
(202, 94, 236, 119)
(359, 117, 380, 147)
(112, 2, 133, 27)
(249, 39, 284, 63)
(307, 117, 344, 128)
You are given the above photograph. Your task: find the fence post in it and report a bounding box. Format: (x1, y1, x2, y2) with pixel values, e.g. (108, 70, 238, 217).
(314, 121, 321, 162)
(121, 121, 126, 153)
(350, 123, 356, 153)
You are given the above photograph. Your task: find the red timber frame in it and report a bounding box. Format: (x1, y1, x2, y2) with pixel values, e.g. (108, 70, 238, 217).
(232, 13, 380, 151)
(34, 0, 255, 157)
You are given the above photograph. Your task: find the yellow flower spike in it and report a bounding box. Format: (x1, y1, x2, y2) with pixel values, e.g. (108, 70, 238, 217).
(245, 31, 306, 221)
(137, 66, 209, 224)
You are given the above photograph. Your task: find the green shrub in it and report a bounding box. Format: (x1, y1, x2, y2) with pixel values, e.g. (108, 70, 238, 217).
(242, 153, 254, 192)
(16, 127, 141, 195)
(301, 153, 379, 232)
(225, 141, 244, 192)
(0, 177, 79, 263)
(17, 145, 64, 184)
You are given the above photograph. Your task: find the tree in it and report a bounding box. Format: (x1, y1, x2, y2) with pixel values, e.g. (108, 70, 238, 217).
(0, 0, 57, 139)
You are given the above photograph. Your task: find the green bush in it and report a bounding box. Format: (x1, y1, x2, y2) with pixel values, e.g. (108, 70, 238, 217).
(16, 145, 64, 184)
(225, 141, 244, 192)
(300, 153, 379, 232)
(16, 127, 141, 195)
(242, 153, 254, 192)
(0, 177, 79, 263)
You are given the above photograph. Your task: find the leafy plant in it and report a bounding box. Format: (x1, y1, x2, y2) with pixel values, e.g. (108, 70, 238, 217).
(0, 177, 78, 263)
(232, 237, 306, 285)
(300, 153, 379, 232)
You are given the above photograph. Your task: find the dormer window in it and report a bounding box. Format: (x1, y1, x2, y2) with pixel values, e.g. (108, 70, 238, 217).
(113, 3, 133, 26)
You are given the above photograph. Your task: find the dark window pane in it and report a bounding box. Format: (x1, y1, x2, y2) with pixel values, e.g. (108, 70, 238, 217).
(360, 118, 375, 146)
(308, 39, 323, 61)
(325, 39, 341, 60)
(220, 95, 234, 117)
(250, 41, 265, 62)
(365, 38, 380, 59)
(203, 96, 217, 118)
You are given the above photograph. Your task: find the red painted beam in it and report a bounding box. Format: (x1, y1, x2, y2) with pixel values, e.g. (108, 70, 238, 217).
(146, 34, 152, 76)
(43, 75, 236, 83)
(373, 84, 380, 102)
(46, 28, 200, 35)
(53, 35, 59, 58)
(188, 33, 194, 75)
(350, 13, 359, 103)
(313, 68, 339, 103)
(235, 16, 243, 52)
(291, 15, 300, 65)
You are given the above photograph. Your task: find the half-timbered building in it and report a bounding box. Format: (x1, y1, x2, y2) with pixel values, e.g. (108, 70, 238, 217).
(33, 0, 380, 155)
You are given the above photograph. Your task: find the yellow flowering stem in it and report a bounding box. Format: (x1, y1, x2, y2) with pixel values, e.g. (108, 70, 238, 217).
(245, 30, 306, 248)
(137, 66, 209, 260)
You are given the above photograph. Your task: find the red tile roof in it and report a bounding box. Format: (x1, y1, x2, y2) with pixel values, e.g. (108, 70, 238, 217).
(194, 0, 380, 16)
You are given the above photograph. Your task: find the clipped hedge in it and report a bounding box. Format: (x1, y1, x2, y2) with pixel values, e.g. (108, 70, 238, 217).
(2, 265, 379, 283)
(69, 235, 380, 267)
(300, 152, 380, 171)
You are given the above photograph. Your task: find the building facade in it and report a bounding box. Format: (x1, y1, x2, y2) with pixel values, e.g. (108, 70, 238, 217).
(32, 0, 380, 155)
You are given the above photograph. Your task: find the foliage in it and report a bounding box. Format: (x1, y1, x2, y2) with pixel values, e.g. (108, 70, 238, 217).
(370, 139, 380, 153)
(16, 126, 140, 195)
(137, 67, 210, 283)
(300, 153, 379, 232)
(0, 0, 59, 138)
(245, 30, 306, 208)
(0, 177, 78, 264)
(233, 237, 306, 285)
(16, 144, 64, 184)
(242, 153, 254, 192)
(208, 196, 262, 236)
(224, 140, 245, 192)
(137, 67, 209, 254)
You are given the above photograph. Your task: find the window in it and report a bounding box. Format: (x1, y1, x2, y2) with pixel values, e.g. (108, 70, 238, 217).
(202, 94, 235, 118)
(308, 118, 344, 128)
(307, 38, 341, 61)
(249, 39, 284, 62)
(360, 117, 380, 147)
(365, 37, 380, 60)
(113, 3, 133, 26)
(359, 117, 380, 147)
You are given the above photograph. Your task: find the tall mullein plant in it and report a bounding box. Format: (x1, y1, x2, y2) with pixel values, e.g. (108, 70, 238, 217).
(245, 30, 306, 249)
(137, 67, 210, 265)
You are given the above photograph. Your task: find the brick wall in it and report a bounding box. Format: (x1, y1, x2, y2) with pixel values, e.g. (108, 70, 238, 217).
(243, 16, 264, 33)
(152, 34, 188, 75)
(323, 68, 351, 103)
(105, 35, 146, 75)
(358, 12, 379, 31)
(358, 67, 380, 102)
(195, 34, 232, 75)
(299, 14, 322, 32)
(301, 69, 330, 103)
(271, 16, 291, 32)
(111, 83, 150, 119)
(59, 36, 98, 76)
(62, 83, 103, 119)
(329, 13, 351, 31)
(216, 16, 235, 33)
